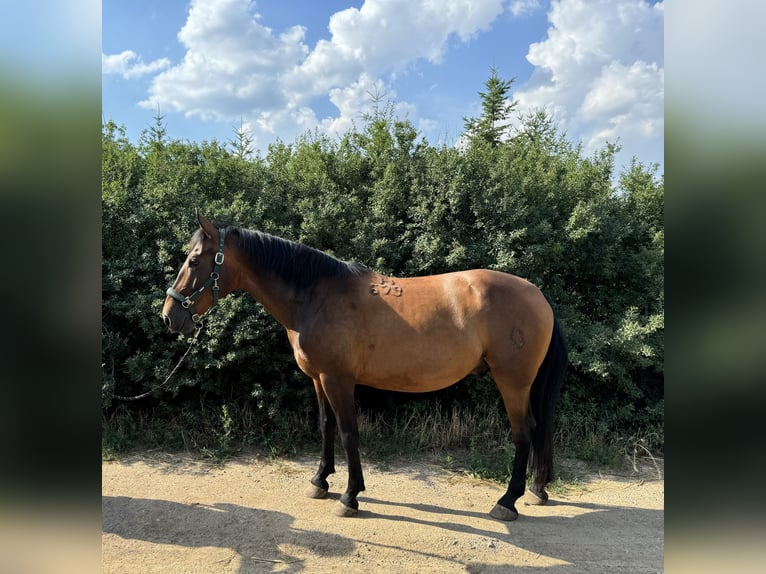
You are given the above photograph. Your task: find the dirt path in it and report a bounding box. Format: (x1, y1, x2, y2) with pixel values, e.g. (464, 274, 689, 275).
(102, 453, 663, 573)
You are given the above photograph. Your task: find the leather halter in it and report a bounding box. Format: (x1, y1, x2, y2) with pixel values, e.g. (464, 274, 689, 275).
(166, 228, 226, 332)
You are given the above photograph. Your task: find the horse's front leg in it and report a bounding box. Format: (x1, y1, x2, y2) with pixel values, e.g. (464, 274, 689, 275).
(320, 375, 365, 517)
(306, 380, 336, 499)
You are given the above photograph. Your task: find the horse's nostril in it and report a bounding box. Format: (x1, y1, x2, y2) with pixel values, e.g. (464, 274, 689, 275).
(162, 314, 171, 329)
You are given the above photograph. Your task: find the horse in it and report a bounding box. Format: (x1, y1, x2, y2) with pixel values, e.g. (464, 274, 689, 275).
(162, 214, 567, 521)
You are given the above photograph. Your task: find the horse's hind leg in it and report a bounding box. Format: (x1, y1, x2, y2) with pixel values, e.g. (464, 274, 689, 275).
(306, 379, 337, 499)
(489, 378, 535, 522)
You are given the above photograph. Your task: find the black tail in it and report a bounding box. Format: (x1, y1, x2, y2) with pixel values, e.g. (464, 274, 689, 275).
(528, 315, 567, 485)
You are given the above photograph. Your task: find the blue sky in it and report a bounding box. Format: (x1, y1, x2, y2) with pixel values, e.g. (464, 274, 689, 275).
(103, 0, 664, 174)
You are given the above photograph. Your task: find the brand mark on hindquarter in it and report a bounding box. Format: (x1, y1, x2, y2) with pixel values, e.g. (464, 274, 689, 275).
(510, 326, 525, 349)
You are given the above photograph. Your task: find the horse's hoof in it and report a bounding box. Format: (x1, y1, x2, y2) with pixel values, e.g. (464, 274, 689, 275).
(524, 488, 548, 506)
(305, 484, 328, 499)
(334, 501, 358, 518)
(489, 503, 518, 522)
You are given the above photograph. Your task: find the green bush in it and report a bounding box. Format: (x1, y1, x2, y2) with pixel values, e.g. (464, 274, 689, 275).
(102, 99, 663, 461)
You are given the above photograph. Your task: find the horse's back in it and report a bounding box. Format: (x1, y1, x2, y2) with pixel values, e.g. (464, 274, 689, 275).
(389, 268, 555, 382)
(293, 269, 553, 391)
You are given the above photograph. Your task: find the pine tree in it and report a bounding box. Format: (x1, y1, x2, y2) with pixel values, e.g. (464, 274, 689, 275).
(148, 106, 167, 147)
(229, 118, 254, 159)
(463, 66, 517, 146)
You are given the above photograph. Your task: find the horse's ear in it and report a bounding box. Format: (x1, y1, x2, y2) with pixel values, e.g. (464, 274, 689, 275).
(197, 211, 217, 239)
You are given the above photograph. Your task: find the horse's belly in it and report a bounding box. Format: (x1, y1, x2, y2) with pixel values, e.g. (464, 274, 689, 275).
(357, 342, 482, 392)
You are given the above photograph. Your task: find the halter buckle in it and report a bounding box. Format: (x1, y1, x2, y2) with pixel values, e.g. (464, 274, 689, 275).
(215, 252, 225, 265)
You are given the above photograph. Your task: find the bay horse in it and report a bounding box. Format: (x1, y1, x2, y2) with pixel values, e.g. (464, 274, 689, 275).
(162, 214, 567, 521)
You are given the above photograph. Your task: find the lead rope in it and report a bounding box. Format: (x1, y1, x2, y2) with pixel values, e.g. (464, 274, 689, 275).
(114, 226, 226, 401)
(110, 326, 202, 401)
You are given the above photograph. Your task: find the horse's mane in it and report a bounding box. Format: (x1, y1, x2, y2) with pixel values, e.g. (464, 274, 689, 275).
(215, 225, 370, 292)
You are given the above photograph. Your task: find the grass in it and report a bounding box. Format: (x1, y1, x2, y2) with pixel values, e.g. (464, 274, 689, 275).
(103, 397, 662, 485)
(354, 404, 518, 482)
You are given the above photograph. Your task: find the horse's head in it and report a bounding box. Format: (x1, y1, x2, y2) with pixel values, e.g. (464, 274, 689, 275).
(162, 213, 234, 335)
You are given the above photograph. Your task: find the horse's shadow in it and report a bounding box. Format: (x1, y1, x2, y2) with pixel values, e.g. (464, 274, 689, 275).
(360, 495, 663, 572)
(103, 492, 662, 572)
(102, 496, 355, 573)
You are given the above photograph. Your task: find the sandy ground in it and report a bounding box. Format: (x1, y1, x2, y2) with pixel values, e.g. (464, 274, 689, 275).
(102, 453, 663, 573)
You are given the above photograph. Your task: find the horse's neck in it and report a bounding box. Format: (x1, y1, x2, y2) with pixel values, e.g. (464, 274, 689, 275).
(238, 265, 303, 329)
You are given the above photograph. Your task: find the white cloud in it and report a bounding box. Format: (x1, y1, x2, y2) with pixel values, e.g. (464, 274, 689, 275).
(139, 0, 309, 120)
(319, 74, 392, 136)
(513, 0, 664, 168)
(509, 0, 543, 17)
(102, 50, 170, 79)
(132, 0, 508, 146)
(284, 0, 506, 98)
(580, 60, 663, 141)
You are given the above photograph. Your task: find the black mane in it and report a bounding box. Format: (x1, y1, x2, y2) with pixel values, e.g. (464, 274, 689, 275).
(221, 225, 370, 291)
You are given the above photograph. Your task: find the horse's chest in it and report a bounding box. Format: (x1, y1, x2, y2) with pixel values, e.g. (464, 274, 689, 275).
(287, 328, 350, 376)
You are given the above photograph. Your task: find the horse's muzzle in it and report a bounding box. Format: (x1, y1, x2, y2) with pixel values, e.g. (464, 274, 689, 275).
(161, 301, 196, 335)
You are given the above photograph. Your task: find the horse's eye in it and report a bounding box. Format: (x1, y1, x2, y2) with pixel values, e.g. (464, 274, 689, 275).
(189, 258, 200, 268)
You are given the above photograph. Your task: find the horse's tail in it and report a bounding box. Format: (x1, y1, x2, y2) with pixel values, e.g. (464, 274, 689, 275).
(528, 314, 567, 485)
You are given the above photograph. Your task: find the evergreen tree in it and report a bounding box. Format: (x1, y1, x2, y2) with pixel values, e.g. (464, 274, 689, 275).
(142, 106, 167, 152)
(229, 118, 255, 160)
(463, 66, 517, 146)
